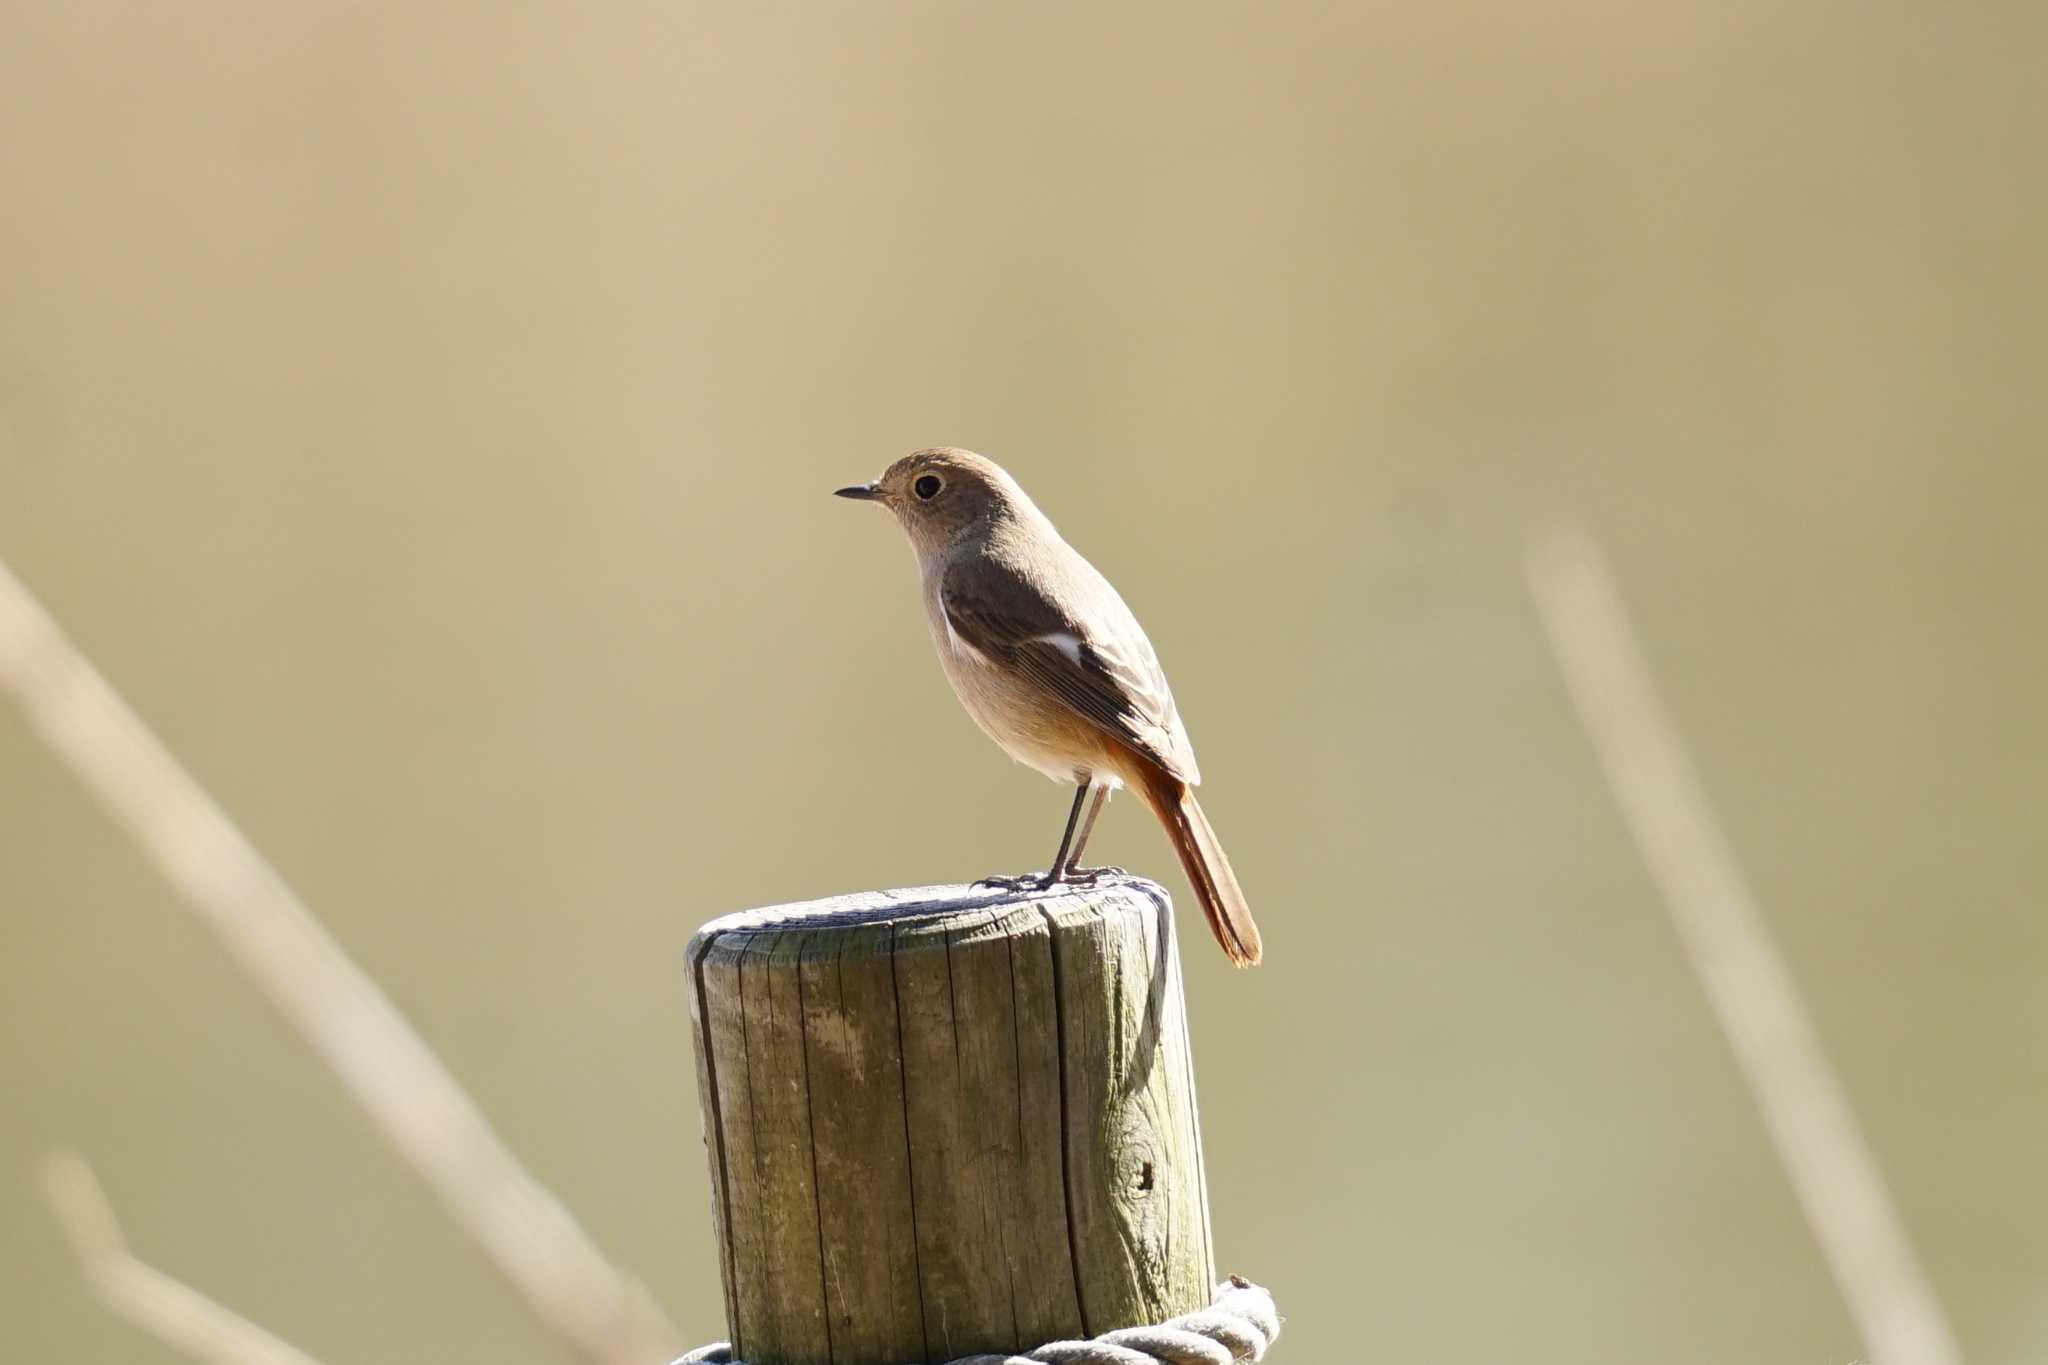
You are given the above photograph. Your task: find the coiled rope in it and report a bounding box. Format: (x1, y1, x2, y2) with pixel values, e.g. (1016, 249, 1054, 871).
(673, 1276, 1280, 1365)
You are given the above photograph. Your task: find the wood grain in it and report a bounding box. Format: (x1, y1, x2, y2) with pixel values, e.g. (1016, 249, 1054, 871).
(686, 880, 1213, 1365)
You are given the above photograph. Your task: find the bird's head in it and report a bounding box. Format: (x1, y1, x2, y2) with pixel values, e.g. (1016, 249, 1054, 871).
(835, 448, 1027, 553)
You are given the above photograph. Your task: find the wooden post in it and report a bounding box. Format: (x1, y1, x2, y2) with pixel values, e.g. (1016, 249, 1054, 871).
(684, 878, 1214, 1365)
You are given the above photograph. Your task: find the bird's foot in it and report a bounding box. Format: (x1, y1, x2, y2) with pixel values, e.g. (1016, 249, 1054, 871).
(973, 865, 1128, 893)
(973, 871, 1050, 893)
(1060, 864, 1127, 886)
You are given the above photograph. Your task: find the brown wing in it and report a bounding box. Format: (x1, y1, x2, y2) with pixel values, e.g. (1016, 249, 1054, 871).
(941, 551, 1200, 783)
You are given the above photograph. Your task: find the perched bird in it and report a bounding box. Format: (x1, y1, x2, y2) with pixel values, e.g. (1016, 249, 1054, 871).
(835, 448, 1262, 967)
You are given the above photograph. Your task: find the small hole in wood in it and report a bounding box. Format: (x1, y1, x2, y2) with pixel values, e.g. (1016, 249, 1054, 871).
(1137, 1161, 1155, 1192)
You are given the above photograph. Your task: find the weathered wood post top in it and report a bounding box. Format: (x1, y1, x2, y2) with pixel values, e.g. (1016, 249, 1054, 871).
(685, 876, 1214, 1365)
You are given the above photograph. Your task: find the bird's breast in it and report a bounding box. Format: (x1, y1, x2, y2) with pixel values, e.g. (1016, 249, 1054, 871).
(919, 580, 1114, 785)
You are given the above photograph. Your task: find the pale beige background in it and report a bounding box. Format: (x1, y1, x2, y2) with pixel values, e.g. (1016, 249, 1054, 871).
(3, 3, 2043, 1363)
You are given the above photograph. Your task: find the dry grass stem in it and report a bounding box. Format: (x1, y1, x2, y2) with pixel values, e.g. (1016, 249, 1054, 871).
(1527, 530, 1963, 1365)
(0, 559, 680, 1365)
(43, 1151, 332, 1365)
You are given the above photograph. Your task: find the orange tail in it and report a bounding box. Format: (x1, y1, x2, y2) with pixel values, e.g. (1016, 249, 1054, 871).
(1137, 766, 1263, 967)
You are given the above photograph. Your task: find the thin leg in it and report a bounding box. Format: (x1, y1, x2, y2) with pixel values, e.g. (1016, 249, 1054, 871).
(1063, 785, 1111, 873)
(1039, 782, 1091, 887)
(1062, 785, 1126, 884)
(974, 782, 1089, 892)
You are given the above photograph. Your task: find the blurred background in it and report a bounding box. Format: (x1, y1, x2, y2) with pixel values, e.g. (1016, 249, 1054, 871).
(3, 1, 2043, 1362)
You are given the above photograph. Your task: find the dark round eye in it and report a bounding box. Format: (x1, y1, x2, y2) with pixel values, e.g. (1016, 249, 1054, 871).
(914, 474, 942, 500)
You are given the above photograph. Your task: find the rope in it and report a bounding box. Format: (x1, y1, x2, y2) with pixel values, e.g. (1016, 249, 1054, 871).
(673, 1276, 1280, 1365)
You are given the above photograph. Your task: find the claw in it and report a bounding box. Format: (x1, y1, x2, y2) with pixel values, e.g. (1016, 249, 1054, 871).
(974, 865, 1128, 893)
(1063, 864, 1127, 886)
(972, 872, 1047, 892)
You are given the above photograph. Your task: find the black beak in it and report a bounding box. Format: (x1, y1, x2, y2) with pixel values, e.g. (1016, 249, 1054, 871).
(834, 482, 882, 501)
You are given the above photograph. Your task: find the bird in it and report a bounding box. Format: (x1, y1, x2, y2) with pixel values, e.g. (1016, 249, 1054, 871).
(834, 448, 1262, 967)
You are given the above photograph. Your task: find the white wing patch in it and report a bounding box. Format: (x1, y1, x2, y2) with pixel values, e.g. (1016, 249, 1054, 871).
(1024, 631, 1085, 665)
